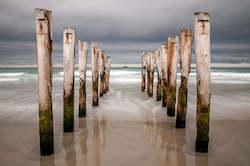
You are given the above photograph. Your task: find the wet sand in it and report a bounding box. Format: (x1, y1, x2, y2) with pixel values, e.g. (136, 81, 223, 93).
(0, 78, 250, 166)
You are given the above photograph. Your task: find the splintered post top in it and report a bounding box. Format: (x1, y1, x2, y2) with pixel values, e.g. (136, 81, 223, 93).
(194, 12, 210, 21)
(91, 42, 99, 48)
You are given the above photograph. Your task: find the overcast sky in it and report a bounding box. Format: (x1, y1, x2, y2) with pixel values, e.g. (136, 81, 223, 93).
(0, 0, 250, 64)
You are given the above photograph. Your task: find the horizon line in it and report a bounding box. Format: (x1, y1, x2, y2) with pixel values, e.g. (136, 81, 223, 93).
(1, 63, 250, 68)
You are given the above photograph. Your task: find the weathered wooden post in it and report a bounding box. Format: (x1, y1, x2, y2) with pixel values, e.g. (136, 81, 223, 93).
(176, 30, 192, 128)
(194, 12, 211, 152)
(63, 28, 76, 132)
(155, 49, 161, 101)
(166, 36, 179, 117)
(141, 53, 146, 92)
(78, 41, 87, 117)
(146, 54, 150, 95)
(91, 42, 99, 106)
(100, 51, 105, 97)
(103, 58, 107, 94)
(161, 44, 168, 107)
(35, 8, 54, 155)
(148, 52, 155, 97)
(106, 56, 111, 92)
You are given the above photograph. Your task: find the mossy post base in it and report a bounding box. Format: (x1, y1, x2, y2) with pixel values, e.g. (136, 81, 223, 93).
(156, 73, 161, 101)
(167, 85, 176, 117)
(176, 120, 185, 128)
(100, 76, 104, 97)
(147, 69, 150, 95)
(79, 79, 86, 117)
(39, 106, 54, 155)
(176, 77, 188, 128)
(162, 81, 167, 107)
(64, 91, 74, 132)
(148, 72, 154, 97)
(196, 101, 210, 152)
(103, 71, 107, 94)
(196, 139, 209, 153)
(142, 72, 146, 92)
(141, 68, 146, 92)
(93, 81, 99, 106)
(167, 108, 175, 117)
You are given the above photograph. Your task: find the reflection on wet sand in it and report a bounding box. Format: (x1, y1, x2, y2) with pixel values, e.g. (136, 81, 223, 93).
(79, 118, 88, 166)
(92, 112, 107, 166)
(100, 117, 107, 149)
(2, 78, 250, 166)
(143, 113, 209, 166)
(93, 116, 101, 166)
(143, 120, 184, 166)
(63, 133, 76, 166)
(40, 154, 55, 166)
(195, 153, 208, 166)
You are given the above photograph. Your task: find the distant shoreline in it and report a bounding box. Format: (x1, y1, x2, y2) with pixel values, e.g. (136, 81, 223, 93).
(0, 63, 250, 68)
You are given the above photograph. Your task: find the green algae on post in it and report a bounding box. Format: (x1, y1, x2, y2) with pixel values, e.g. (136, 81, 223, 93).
(176, 29, 192, 128)
(176, 81, 187, 128)
(64, 89, 74, 132)
(35, 8, 54, 155)
(166, 36, 179, 116)
(166, 85, 176, 116)
(78, 41, 87, 117)
(63, 28, 76, 132)
(194, 12, 211, 152)
(39, 105, 54, 155)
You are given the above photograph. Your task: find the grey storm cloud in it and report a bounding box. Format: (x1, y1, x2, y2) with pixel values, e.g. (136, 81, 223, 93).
(0, 0, 250, 64)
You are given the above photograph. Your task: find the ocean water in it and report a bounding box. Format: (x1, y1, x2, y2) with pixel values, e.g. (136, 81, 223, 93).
(0, 67, 250, 84)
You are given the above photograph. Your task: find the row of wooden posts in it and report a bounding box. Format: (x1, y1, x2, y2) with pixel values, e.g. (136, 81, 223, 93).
(141, 12, 211, 153)
(35, 8, 111, 155)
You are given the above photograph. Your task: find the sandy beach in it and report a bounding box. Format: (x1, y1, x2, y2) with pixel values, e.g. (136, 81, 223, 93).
(0, 68, 250, 166)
